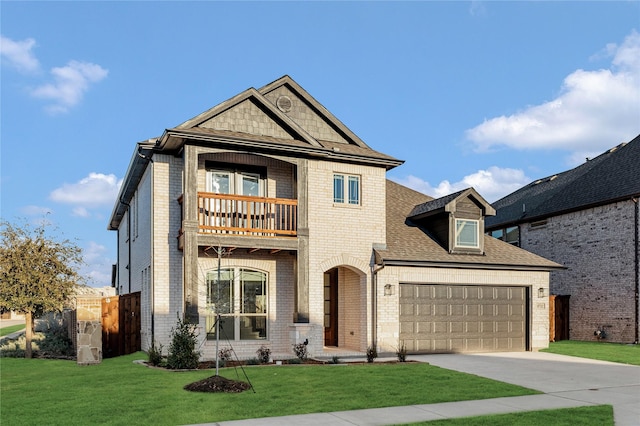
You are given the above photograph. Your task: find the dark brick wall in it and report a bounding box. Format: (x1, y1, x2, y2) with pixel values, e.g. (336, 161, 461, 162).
(520, 200, 639, 343)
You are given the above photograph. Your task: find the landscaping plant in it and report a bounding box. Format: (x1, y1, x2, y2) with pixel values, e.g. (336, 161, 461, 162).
(366, 344, 378, 363)
(256, 345, 271, 364)
(166, 314, 200, 370)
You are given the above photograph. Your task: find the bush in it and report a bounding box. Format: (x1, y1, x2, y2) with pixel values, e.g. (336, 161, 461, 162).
(218, 347, 232, 367)
(256, 345, 271, 364)
(396, 341, 407, 362)
(293, 342, 308, 361)
(166, 314, 200, 370)
(246, 357, 260, 365)
(148, 340, 164, 366)
(366, 344, 378, 363)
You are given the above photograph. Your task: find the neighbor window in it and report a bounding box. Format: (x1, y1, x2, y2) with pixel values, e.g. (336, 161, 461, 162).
(455, 219, 479, 248)
(489, 226, 520, 247)
(206, 268, 267, 341)
(333, 174, 360, 205)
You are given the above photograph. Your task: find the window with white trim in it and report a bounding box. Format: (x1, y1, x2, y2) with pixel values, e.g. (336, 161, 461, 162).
(455, 219, 479, 248)
(206, 268, 267, 341)
(333, 174, 360, 205)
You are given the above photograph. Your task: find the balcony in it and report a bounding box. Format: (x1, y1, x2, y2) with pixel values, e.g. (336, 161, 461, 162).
(179, 192, 297, 244)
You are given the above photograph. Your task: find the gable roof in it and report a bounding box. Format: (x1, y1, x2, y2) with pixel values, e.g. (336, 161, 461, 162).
(154, 75, 402, 169)
(487, 134, 640, 229)
(375, 180, 563, 270)
(408, 187, 496, 220)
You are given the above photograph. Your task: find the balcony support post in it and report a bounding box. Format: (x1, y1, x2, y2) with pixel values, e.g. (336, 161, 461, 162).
(295, 159, 310, 323)
(183, 145, 199, 324)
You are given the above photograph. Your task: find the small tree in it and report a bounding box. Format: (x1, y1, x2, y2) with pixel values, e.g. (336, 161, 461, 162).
(166, 314, 200, 370)
(0, 220, 84, 358)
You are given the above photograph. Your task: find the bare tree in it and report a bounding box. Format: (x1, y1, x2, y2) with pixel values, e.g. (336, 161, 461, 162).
(0, 220, 84, 358)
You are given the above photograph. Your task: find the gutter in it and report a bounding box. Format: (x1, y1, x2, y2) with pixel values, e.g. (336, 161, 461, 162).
(379, 259, 566, 272)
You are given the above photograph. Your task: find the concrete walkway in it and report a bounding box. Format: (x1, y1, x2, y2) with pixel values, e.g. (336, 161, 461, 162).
(191, 351, 640, 426)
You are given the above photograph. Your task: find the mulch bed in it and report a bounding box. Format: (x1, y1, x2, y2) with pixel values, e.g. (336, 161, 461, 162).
(184, 375, 252, 393)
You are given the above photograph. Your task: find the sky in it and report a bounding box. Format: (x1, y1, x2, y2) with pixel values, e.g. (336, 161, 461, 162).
(1, 1, 639, 288)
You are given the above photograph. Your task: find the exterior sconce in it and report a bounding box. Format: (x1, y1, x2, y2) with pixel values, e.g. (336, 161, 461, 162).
(538, 287, 546, 298)
(384, 284, 395, 296)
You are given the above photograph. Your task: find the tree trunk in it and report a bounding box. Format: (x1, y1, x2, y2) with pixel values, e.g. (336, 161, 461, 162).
(25, 311, 33, 359)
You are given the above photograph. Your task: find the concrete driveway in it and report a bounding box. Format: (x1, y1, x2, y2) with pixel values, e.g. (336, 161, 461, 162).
(412, 351, 640, 425)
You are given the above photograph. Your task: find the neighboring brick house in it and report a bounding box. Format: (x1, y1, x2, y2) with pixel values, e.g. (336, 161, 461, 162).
(486, 135, 640, 344)
(108, 75, 561, 359)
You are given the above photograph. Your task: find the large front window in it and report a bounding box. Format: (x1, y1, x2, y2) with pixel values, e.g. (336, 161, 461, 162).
(206, 268, 267, 341)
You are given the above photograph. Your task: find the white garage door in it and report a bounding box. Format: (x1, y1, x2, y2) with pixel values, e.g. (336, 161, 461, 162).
(399, 284, 527, 353)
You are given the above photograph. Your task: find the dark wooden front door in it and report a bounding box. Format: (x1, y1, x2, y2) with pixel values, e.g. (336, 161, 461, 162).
(324, 269, 338, 346)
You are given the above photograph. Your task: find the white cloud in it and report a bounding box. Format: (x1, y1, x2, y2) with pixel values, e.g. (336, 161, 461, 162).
(81, 241, 114, 287)
(393, 166, 530, 203)
(0, 35, 40, 73)
(466, 30, 640, 163)
(31, 60, 108, 114)
(50, 173, 122, 214)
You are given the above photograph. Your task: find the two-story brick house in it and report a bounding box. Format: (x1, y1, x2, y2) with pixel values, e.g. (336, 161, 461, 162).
(486, 135, 640, 344)
(109, 76, 561, 359)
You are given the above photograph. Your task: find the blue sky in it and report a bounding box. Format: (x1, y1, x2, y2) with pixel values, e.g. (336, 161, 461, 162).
(2, 1, 639, 287)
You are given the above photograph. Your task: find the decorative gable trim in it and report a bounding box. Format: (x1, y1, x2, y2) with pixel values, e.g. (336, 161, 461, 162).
(171, 87, 321, 147)
(259, 75, 370, 149)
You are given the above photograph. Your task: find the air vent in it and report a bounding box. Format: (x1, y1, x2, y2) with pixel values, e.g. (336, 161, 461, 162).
(276, 96, 292, 113)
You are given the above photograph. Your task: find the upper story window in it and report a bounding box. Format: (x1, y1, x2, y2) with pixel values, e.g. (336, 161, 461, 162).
(207, 168, 264, 197)
(333, 174, 360, 205)
(206, 267, 267, 341)
(488, 226, 520, 246)
(455, 219, 479, 248)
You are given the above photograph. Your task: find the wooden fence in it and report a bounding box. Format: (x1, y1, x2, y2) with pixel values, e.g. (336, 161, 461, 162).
(102, 292, 141, 358)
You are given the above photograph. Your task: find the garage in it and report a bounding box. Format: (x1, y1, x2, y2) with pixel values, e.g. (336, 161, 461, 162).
(399, 284, 528, 353)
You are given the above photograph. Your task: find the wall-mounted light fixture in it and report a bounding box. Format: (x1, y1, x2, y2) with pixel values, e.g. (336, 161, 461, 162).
(538, 287, 546, 298)
(384, 284, 395, 296)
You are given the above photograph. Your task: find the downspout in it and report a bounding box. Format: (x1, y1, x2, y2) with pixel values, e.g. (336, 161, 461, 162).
(633, 197, 639, 344)
(371, 262, 385, 347)
(119, 197, 132, 294)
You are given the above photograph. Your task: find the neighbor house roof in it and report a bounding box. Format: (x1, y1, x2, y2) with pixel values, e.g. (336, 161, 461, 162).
(375, 180, 563, 271)
(487, 134, 640, 229)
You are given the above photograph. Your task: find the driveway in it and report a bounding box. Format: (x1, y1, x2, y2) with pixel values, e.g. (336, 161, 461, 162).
(412, 351, 640, 425)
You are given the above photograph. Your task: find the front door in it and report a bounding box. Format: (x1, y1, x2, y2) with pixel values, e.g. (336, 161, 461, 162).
(324, 269, 338, 346)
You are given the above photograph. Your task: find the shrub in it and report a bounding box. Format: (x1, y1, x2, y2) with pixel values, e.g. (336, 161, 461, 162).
(396, 341, 407, 362)
(366, 344, 378, 363)
(246, 357, 260, 365)
(217, 347, 232, 367)
(166, 314, 200, 370)
(148, 340, 164, 366)
(256, 345, 271, 364)
(292, 342, 308, 361)
(330, 355, 340, 364)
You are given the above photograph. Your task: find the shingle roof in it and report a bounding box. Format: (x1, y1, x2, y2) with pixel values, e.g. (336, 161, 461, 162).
(487, 134, 640, 229)
(375, 180, 562, 270)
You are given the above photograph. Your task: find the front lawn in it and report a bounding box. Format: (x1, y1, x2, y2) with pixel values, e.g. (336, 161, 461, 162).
(0, 352, 539, 425)
(405, 404, 614, 426)
(542, 340, 640, 365)
(0, 324, 25, 337)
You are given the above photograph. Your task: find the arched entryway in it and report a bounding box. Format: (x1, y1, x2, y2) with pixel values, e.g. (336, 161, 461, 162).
(323, 266, 366, 351)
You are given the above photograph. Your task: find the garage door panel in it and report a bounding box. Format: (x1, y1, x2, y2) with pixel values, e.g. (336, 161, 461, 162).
(400, 284, 527, 354)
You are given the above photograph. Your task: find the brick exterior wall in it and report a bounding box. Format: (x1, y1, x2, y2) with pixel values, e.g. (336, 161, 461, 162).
(520, 200, 639, 343)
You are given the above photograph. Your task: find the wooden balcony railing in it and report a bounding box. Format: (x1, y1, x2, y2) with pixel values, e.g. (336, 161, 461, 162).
(190, 192, 297, 237)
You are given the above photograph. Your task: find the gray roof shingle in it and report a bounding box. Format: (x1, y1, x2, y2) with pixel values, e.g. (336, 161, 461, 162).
(487, 134, 640, 228)
(376, 180, 562, 270)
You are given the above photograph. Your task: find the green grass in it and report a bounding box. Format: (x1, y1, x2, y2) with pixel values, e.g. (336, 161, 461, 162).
(542, 340, 640, 365)
(0, 324, 25, 337)
(0, 352, 539, 426)
(403, 404, 614, 426)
